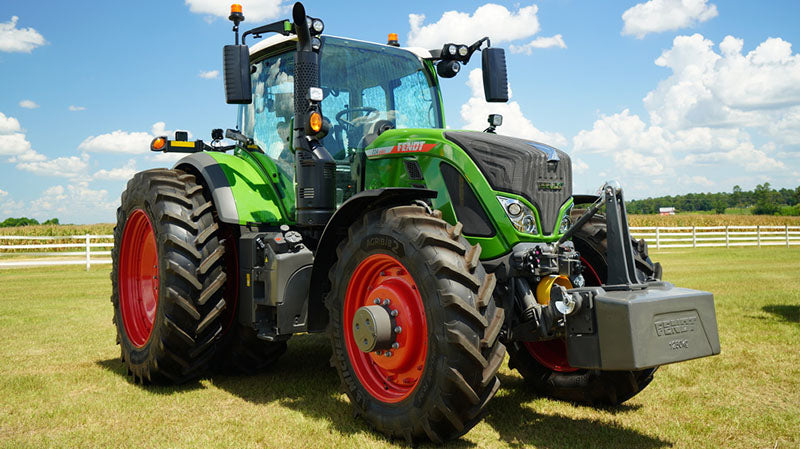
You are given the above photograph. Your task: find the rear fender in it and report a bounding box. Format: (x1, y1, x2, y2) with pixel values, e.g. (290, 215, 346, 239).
(174, 152, 292, 225)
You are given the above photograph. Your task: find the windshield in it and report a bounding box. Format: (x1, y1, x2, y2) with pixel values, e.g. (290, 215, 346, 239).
(240, 36, 442, 165)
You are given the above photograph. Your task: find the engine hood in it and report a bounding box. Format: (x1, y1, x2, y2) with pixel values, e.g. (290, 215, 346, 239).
(444, 131, 572, 234)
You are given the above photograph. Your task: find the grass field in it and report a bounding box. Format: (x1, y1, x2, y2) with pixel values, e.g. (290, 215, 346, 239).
(627, 214, 800, 227)
(1, 248, 799, 448)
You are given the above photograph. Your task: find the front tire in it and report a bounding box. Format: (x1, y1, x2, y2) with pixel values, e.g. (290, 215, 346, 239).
(507, 212, 658, 405)
(326, 205, 505, 443)
(111, 169, 227, 383)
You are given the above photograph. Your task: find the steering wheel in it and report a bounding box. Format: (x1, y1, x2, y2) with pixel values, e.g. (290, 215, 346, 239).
(335, 107, 380, 131)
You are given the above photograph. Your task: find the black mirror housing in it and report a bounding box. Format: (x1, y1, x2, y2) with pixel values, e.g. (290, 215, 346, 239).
(223, 45, 252, 104)
(482, 47, 509, 103)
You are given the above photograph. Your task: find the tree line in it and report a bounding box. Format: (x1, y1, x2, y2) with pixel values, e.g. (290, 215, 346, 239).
(626, 183, 800, 215)
(0, 217, 60, 227)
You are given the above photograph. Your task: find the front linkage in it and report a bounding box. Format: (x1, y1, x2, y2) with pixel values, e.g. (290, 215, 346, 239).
(503, 182, 720, 371)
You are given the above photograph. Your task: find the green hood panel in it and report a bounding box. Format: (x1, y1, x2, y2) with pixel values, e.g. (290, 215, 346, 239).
(362, 129, 573, 259)
(204, 150, 295, 226)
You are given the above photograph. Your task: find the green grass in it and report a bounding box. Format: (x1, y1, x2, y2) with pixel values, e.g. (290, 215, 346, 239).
(1, 248, 798, 448)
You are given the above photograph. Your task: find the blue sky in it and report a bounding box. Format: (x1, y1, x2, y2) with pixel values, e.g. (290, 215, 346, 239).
(1, 0, 799, 224)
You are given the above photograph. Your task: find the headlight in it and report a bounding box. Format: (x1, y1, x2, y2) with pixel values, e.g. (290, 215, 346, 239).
(559, 215, 571, 234)
(558, 204, 574, 234)
(497, 196, 538, 234)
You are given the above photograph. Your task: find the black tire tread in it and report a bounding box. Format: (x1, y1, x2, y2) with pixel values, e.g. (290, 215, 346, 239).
(326, 205, 506, 443)
(111, 168, 229, 384)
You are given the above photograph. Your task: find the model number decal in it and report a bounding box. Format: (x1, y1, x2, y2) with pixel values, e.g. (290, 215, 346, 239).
(365, 141, 435, 158)
(668, 339, 689, 350)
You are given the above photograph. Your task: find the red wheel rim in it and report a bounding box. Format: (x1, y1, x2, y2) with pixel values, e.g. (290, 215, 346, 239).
(525, 256, 602, 373)
(119, 209, 159, 348)
(344, 254, 428, 403)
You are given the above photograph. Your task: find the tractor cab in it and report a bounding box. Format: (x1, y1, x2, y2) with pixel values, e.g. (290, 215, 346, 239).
(239, 35, 447, 204)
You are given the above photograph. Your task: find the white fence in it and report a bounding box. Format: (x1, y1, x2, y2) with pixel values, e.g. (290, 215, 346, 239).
(630, 226, 800, 249)
(0, 234, 114, 269)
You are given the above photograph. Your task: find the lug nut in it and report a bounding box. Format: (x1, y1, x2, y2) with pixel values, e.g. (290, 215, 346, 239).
(394, 326, 402, 334)
(382, 299, 391, 306)
(391, 342, 399, 349)
(373, 298, 381, 305)
(385, 351, 392, 357)
(375, 350, 383, 356)
(390, 310, 398, 317)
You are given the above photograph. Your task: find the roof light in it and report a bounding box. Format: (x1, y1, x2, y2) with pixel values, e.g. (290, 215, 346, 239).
(387, 33, 399, 47)
(230, 4, 242, 14)
(458, 45, 468, 57)
(311, 19, 324, 34)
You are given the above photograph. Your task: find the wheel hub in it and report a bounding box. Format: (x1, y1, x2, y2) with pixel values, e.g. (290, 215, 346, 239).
(352, 305, 393, 353)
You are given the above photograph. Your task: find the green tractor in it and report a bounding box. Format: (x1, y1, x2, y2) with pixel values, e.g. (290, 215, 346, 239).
(111, 2, 720, 443)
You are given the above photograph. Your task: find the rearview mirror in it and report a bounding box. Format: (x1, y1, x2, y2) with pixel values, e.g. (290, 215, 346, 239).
(223, 45, 252, 104)
(482, 47, 509, 103)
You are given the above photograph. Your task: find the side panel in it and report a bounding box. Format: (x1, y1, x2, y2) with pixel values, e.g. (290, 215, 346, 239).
(175, 151, 293, 225)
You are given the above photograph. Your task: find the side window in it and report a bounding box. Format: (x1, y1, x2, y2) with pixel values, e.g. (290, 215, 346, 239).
(241, 51, 295, 174)
(393, 70, 435, 128)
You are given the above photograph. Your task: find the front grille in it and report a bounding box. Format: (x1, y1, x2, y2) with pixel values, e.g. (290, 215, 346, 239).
(444, 131, 572, 234)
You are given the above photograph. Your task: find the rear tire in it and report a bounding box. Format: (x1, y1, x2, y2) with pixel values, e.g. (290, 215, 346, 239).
(111, 169, 227, 383)
(507, 212, 658, 405)
(326, 205, 505, 443)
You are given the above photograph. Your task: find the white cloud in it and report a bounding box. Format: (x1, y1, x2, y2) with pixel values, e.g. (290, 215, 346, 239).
(644, 34, 800, 138)
(678, 175, 713, 187)
(27, 181, 117, 223)
(622, 0, 718, 39)
(198, 70, 219, 79)
(185, 0, 284, 22)
(19, 99, 39, 109)
(460, 69, 567, 147)
(68, 105, 86, 111)
(0, 112, 45, 162)
(78, 122, 183, 154)
(16, 154, 89, 178)
(571, 33, 800, 193)
(510, 34, 566, 55)
(0, 188, 7, 197)
(0, 16, 46, 53)
(408, 4, 542, 49)
(93, 159, 137, 181)
(0, 112, 22, 134)
(78, 129, 151, 154)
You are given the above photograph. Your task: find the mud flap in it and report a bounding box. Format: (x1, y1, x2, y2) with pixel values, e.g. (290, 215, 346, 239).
(565, 282, 720, 370)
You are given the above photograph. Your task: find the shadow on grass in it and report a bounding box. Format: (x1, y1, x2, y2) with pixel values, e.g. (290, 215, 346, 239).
(96, 335, 669, 447)
(762, 304, 800, 323)
(95, 358, 206, 393)
(486, 374, 670, 449)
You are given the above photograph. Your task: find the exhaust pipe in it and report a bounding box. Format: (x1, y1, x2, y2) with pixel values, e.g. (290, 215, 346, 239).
(292, 2, 336, 227)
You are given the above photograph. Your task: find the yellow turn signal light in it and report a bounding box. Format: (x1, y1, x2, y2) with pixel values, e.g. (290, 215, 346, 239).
(151, 136, 166, 151)
(230, 4, 242, 14)
(309, 112, 322, 133)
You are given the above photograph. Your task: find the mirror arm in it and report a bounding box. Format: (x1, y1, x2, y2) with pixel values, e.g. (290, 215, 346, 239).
(465, 37, 490, 63)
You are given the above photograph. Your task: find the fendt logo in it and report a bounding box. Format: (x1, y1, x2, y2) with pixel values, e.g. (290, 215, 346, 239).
(654, 316, 697, 337)
(537, 181, 564, 192)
